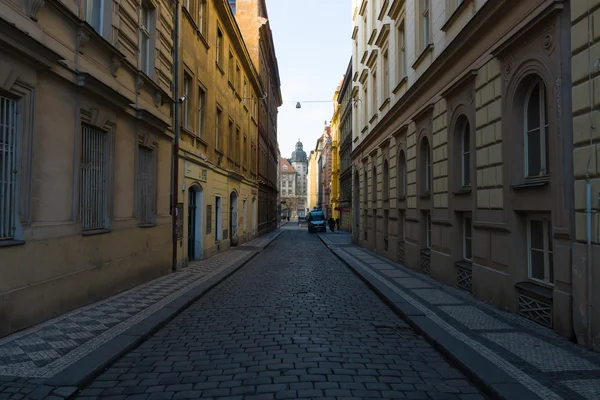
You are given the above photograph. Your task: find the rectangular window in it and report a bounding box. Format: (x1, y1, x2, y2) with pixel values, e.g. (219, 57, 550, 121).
(236, 64, 241, 91)
(228, 120, 234, 158)
(198, 0, 207, 36)
(362, 84, 368, 128)
(463, 216, 472, 261)
(382, 49, 390, 100)
(243, 135, 247, 169)
(216, 29, 224, 66)
(0, 95, 18, 240)
(398, 21, 406, 80)
(197, 87, 205, 137)
(140, 3, 153, 75)
(80, 125, 108, 231)
(422, 0, 430, 49)
(85, 0, 104, 34)
(528, 218, 554, 284)
(371, 69, 377, 113)
(183, 73, 191, 129)
(228, 52, 235, 83)
(425, 211, 431, 249)
(137, 146, 155, 225)
(236, 127, 241, 162)
(425, 148, 431, 193)
(206, 204, 212, 233)
(216, 108, 222, 150)
(243, 79, 248, 106)
(228, 0, 236, 14)
(215, 196, 222, 241)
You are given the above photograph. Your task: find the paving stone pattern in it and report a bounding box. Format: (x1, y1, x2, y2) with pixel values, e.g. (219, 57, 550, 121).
(76, 226, 483, 399)
(0, 242, 260, 380)
(319, 233, 600, 400)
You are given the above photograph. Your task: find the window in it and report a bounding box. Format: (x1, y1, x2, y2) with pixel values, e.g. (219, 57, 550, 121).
(85, 0, 104, 34)
(140, 3, 153, 76)
(425, 211, 431, 249)
(215, 196, 222, 240)
(228, 0, 236, 14)
(235, 127, 241, 162)
(236, 64, 241, 91)
(528, 218, 554, 284)
(197, 87, 205, 137)
(421, 138, 431, 194)
(228, 120, 234, 157)
(397, 21, 406, 80)
(228, 52, 235, 84)
(422, 0, 430, 49)
(382, 48, 390, 101)
(371, 68, 378, 113)
(243, 135, 247, 169)
(198, 0, 207, 36)
(0, 95, 18, 240)
(362, 84, 368, 128)
(80, 125, 108, 230)
(216, 29, 224, 67)
(397, 150, 406, 198)
(216, 107, 222, 150)
(283, 165, 288, 171)
(371, 165, 377, 203)
(183, 73, 191, 129)
(463, 215, 472, 260)
(525, 79, 549, 177)
(243, 79, 248, 106)
(137, 146, 155, 225)
(382, 160, 389, 201)
(460, 118, 471, 187)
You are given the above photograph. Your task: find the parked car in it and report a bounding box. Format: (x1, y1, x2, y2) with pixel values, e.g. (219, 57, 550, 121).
(307, 211, 326, 233)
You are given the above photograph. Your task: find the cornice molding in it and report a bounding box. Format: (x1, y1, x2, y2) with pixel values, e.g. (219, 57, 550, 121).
(375, 24, 390, 47)
(441, 69, 478, 98)
(387, 0, 405, 20)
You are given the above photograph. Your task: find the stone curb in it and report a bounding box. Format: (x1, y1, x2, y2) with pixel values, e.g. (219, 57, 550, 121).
(316, 235, 540, 400)
(44, 228, 287, 399)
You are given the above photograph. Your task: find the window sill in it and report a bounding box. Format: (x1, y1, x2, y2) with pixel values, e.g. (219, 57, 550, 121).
(392, 76, 407, 95)
(361, 125, 369, 134)
(515, 281, 553, 301)
(397, 195, 406, 201)
(379, 98, 390, 112)
(181, 126, 196, 137)
(139, 223, 157, 228)
(453, 187, 472, 195)
(420, 248, 431, 256)
(419, 192, 431, 199)
(197, 137, 209, 147)
(455, 260, 473, 271)
(0, 239, 26, 248)
(228, 80, 235, 91)
(198, 31, 210, 50)
(369, 113, 379, 124)
(82, 228, 111, 237)
(216, 62, 225, 75)
(510, 178, 549, 190)
(215, 149, 224, 157)
(235, 91, 242, 101)
(441, 0, 471, 32)
(412, 43, 433, 69)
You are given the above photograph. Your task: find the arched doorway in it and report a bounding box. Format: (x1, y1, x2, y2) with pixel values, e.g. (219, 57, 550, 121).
(229, 191, 238, 246)
(188, 185, 204, 261)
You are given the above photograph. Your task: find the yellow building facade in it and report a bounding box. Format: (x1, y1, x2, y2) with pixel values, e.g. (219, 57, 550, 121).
(0, 0, 174, 336)
(329, 83, 342, 221)
(175, 0, 262, 266)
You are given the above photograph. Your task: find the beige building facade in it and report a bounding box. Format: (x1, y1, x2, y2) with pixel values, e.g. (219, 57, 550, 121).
(174, 0, 263, 267)
(351, 0, 588, 344)
(0, 0, 174, 336)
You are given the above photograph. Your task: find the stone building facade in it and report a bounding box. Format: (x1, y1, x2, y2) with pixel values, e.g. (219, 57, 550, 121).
(338, 60, 354, 231)
(174, 0, 263, 267)
(351, 0, 583, 343)
(289, 140, 308, 216)
(234, 0, 283, 235)
(0, 0, 174, 336)
(279, 158, 297, 217)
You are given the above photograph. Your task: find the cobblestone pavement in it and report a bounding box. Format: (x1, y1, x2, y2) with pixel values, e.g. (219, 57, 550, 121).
(318, 231, 600, 400)
(75, 225, 483, 400)
(0, 228, 285, 399)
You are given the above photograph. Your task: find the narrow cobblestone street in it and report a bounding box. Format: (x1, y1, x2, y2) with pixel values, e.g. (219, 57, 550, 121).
(75, 226, 483, 400)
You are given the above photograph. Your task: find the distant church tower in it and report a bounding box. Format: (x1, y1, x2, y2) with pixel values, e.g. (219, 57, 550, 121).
(289, 139, 308, 215)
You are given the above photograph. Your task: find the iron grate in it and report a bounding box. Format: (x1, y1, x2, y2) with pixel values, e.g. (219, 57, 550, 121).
(517, 293, 553, 328)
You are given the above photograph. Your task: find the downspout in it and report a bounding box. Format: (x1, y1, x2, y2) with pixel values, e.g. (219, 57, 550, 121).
(171, 0, 180, 272)
(585, 0, 595, 348)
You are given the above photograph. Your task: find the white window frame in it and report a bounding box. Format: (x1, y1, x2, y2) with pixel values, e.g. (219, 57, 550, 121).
(0, 94, 19, 240)
(461, 119, 471, 187)
(382, 46, 390, 101)
(371, 67, 378, 114)
(524, 79, 549, 178)
(137, 145, 155, 225)
(422, 0, 430, 49)
(397, 18, 406, 81)
(198, 0, 206, 36)
(463, 215, 472, 261)
(85, 0, 104, 35)
(80, 125, 109, 231)
(527, 217, 554, 285)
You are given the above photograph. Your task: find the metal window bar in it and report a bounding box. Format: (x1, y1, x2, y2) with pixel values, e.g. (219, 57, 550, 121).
(0, 95, 17, 240)
(81, 125, 107, 230)
(138, 146, 154, 224)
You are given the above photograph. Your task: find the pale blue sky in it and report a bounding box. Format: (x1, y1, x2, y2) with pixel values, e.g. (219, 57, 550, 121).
(268, 0, 352, 159)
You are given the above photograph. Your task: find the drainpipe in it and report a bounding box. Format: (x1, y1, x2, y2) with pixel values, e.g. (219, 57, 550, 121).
(585, 0, 595, 348)
(171, 0, 180, 272)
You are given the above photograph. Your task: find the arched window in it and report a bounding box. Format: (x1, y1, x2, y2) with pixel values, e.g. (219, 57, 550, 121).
(420, 137, 431, 194)
(397, 150, 407, 198)
(382, 159, 389, 201)
(524, 78, 549, 177)
(372, 165, 377, 203)
(363, 169, 368, 204)
(456, 116, 471, 187)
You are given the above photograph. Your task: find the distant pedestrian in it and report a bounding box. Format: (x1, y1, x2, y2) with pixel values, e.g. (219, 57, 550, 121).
(335, 218, 340, 230)
(328, 217, 335, 232)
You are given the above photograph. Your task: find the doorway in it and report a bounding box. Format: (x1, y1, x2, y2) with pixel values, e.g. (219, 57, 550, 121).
(230, 191, 238, 246)
(187, 185, 204, 261)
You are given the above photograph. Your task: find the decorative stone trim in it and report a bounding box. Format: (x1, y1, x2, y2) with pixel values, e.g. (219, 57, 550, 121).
(26, 0, 45, 21)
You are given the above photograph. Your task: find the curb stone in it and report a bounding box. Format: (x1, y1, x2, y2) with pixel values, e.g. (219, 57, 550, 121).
(36, 228, 286, 399)
(316, 234, 539, 400)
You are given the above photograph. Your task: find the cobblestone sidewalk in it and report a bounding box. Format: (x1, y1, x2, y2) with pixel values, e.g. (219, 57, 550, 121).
(318, 232, 600, 400)
(0, 227, 285, 399)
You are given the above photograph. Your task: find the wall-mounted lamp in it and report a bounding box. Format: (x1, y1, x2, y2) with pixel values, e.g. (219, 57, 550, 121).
(296, 102, 301, 109)
(178, 94, 187, 103)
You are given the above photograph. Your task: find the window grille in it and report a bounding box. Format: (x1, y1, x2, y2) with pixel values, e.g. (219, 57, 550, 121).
(0, 95, 18, 240)
(80, 125, 108, 230)
(137, 146, 155, 224)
